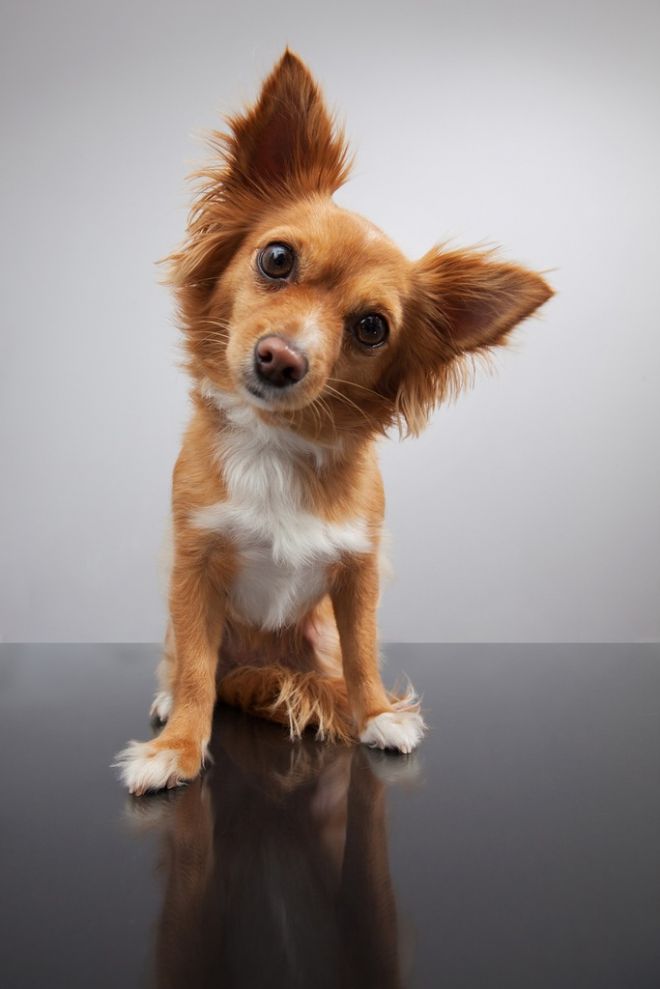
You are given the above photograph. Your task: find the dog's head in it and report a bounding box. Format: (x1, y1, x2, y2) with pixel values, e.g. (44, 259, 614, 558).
(169, 50, 552, 439)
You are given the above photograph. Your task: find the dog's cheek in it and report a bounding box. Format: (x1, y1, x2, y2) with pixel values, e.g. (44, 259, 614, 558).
(333, 344, 386, 394)
(223, 325, 254, 388)
(315, 331, 344, 386)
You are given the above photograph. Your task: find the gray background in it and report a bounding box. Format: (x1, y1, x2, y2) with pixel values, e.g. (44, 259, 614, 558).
(1, 0, 658, 643)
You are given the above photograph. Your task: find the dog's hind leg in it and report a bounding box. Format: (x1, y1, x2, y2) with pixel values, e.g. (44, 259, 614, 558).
(150, 622, 176, 726)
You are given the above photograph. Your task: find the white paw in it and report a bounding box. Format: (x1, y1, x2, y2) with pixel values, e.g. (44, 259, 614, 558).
(360, 709, 426, 755)
(150, 690, 173, 724)
(113, 740, 188, 796)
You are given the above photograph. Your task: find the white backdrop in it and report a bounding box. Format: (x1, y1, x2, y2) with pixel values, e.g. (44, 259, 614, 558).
(1, 0, 658, 643)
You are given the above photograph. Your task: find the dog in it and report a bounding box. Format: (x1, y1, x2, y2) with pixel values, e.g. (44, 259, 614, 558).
(115, 49, 552, 794)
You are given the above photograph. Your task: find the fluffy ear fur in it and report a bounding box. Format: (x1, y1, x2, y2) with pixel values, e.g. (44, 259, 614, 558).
(390, 247, 553, 435)
(166, 50, 350, 311)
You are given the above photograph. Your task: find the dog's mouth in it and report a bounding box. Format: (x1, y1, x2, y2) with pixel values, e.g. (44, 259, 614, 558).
(244, 378, 281, 407)
(241, 364, 320, 413)
(240, 372, 315, 413)
(245, 380, 267, 401)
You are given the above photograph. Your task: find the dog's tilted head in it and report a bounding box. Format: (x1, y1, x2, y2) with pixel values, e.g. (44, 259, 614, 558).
(168, 50, 552, 439)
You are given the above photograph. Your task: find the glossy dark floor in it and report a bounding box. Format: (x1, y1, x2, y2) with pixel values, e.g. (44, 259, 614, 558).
(1, 644, 659, 988)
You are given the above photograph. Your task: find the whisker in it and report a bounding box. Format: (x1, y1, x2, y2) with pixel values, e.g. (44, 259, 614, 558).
(195, 335, 230, 347)
(324, 384, 378, 430)
(314, 395, 337, 438)
(328, 376, 383, 400)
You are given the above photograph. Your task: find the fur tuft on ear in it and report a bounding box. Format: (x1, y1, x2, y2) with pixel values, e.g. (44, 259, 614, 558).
(390, 247, 553, 435)
(165, 50, 350, 303)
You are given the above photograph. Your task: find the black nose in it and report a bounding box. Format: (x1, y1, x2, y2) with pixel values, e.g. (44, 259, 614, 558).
(254, 335, 308, 388)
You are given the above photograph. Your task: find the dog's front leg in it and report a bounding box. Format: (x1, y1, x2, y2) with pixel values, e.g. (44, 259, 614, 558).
(116, 533, 225, 795)
(332, 555, 425, 754)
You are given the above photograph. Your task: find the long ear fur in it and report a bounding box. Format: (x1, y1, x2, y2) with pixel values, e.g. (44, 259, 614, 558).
(165, 50, 350, 318)
(390, 247, 553, 435)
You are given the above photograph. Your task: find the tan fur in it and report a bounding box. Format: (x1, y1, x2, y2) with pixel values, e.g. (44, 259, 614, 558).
(218, 665, 355, 744)
(115, 49, 553, 794)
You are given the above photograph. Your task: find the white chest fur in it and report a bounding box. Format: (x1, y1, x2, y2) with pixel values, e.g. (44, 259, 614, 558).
(191, 389, 372, 630)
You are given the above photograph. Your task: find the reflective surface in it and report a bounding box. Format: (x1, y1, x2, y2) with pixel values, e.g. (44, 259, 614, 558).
(1, 644, 659, 988)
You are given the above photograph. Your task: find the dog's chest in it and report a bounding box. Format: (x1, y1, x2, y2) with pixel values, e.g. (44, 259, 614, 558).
(191, 421, 370, 629)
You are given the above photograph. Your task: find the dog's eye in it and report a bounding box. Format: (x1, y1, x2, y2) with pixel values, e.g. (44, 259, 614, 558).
(352, 313, 389, 348)
(258, 243, 295, 280)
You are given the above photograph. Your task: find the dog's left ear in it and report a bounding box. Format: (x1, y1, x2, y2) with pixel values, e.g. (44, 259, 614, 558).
(390, 247, 553, 434)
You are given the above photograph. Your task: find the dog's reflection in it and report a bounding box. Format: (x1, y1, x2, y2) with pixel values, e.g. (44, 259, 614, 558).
(134, 706, 409, 988)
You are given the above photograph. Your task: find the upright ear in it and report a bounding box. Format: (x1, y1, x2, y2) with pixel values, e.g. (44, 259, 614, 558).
(168, 49, 350, 304)
(226, 48, 351, 197)
(391, 247, 553, 434)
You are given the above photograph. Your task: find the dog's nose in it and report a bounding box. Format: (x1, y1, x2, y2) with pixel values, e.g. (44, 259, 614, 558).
(254, 335, 308, 387)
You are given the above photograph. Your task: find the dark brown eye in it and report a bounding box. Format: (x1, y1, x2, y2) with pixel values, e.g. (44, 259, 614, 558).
(353, 313, 389, 348)
(258, 242, 295, 280)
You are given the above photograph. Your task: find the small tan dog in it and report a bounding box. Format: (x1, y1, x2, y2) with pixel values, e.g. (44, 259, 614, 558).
(116, 50, 552, 794)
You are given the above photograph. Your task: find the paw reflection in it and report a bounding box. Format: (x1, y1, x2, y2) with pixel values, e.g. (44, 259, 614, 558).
(129, 708, 409, 988)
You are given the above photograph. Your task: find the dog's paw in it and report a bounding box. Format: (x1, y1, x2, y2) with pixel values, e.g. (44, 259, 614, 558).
(113, 739, 204, 796)
(360, 709, 426, 755)
(150, 690, 173, 725)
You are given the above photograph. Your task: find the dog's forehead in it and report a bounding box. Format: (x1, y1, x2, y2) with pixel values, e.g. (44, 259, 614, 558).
(257, 197, 407, 273)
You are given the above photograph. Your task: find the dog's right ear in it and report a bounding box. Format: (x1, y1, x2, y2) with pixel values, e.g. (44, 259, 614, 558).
(226, 49, 351, 198)
(167, 50, 350, 301)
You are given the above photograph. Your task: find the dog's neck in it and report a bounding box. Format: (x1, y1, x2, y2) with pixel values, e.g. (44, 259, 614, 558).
(198, 377, 355, 472)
